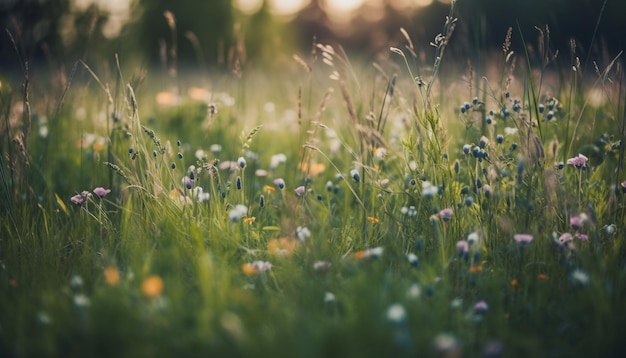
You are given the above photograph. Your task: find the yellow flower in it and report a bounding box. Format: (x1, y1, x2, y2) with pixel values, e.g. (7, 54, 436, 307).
(469, 265, 483, 273)
(537, 274, 549, 281)
(104, 266, 120, 286)
(264, 185, 275, 192)
(299, 162, 326, 176)
(241, 263, 258, 276)
(142, 275, 164, 298)
(244, 217, 256, 224)
(367, 216, 379, 224)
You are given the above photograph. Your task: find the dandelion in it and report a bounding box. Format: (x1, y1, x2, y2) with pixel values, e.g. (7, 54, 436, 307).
(513, 233, 533, 244)
(93, 187, 111, 198)
(104, 266, 120, 286)
(439, 208, 453, 222)
(294, 186, 306, 197)
(566, 153, 588, 169)
(273, 178, 285, 190)
(386, 303, 407, 323)
(142, 275, 164, 298)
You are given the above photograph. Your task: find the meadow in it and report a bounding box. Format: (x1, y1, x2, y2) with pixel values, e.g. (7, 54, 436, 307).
(1, 5, 626, 357)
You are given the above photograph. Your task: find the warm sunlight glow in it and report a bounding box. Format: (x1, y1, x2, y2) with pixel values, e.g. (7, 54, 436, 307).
(323, 0, 364, 14)
(234, 0, 263, 14)
(270, 0, 309, 16)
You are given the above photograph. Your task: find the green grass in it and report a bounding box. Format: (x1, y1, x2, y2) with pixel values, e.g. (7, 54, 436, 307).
(1, 13, 626, 358)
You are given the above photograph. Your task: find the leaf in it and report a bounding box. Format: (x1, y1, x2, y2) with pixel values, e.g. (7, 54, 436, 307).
(55, 193, 70, 216)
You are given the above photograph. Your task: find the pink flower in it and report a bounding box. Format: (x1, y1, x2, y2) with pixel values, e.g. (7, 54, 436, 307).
(569, 216, 582, 230)
(575, 233, 588, 241)
(93, 187, 111, 198)
(566, 153, 588, 169)
(273, 178, 285, 190)
(294, 186, 306, 197)
(70, 191, 89, 205)
(558, 232, 573, 245)
(439, 208, 453, 222)
(513, 233, 533, 244)
(456, 240, 469, 256)
(473, 300, 489, 313)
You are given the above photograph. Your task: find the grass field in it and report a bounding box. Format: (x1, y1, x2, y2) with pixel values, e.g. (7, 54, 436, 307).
(1, 5, 626, 357)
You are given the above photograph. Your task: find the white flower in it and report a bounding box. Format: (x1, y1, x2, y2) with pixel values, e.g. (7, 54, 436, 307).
(70, 275, 83, 288)
(195, 149, 206, 160)
(313, 261, 332, 271)
(229, 205, 248, 222)
(504, 127, 518, 135)
(73, 294, 90, 307)
(406, 283, 421, 299)
(191, 187, 210, 202)
(467, 232, 480, 245)
(237, 157, 246, 168)
(210, 144, 222, 152)
(386, 303, 407, 323)
(270, 153, 287, 169)
(422, 181, 439, 198)
(296, 226, 311, 242)
(570, 269, 590, 286)
(324, 291, 336, 304)
(251, 261, 272, 273)
(407, 253, 419, 266)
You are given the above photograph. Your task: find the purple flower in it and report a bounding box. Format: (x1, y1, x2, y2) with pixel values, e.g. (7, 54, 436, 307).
(273, 178, 285, 190)
(569, 215, 582, 230)
(183, 176, 193, 190)
(566, 153, 588, 169)
(513, 233, 533, 244)
(439, 208, 453, 222)
(557, 232, 573, 245)
(576, 233, 588, 241)
(93, 187, 111, 198)
(294, 186, 306, 197)
(70, 191, 89, 206)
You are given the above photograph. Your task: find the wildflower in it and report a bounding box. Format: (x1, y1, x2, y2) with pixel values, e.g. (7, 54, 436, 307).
(557, 232, 573, 245)
(456, 240, 469, 256)
(570, 215, 583, 230)
(104, 266, 120, 286)
(575, 233, 588, 241)
(93, 187, 111, 198)
(229, 205, 248, 222)
(236, 176, 242, 190)
(350, 169, 360, 182)
(324, 292, 336, 304)
(367, 216, 379, 224)
(210, 144, 222, 152)
(510, 278, 519, 288)
(73, 294, 90, 307)
(504, 127, 518, 136)
(352, 247, 384, 260)
(439, 208, 453, 222)
(422, 181, 439, 198)
(191, 187, 210, 202)
(267, 238, 297, 256)
(407, 253, 419, 267)
(539, 103, 545, 113)
(273, 178, 285, 190)
(566, 153, 588, 169)
(463, 144, 471, 155)
(243, 217, 256, 224)
(473, 300, 488, 314)
(513, 233, 533, 244)
(70, 191, 89, 206)
(537, 274, 549, 281)
(469, 265, 483, 273)
(386, 303, 407, 323)
(299, 162, 326, 176)
(264, 185, 275, 193)
(294, 186, 306, 197)
(433, 333, 460, 357)
(183, 176, 193, 190)
(313, 260, 332, 272)
(547, 111, 554, 120)
(237, 156, 246, 168)
(270, 153, 287, 169)
(406, 283, 421, 299)
(142, 275, 164, 298)
(295, 226, 311, 241)
(242, 261, 272, 275)
(479, 136, 489, 148)
(621, 180, 626, 193)
(255, 169, 268, 177)
(557, 161, 565, 170)
(259, 195, 265, 208)
(604, 224, 616, 235)
(467, 232, 479, 245)
(570, 269, 590, 286)
(70, 274, 84, 288)
(496, 134, 504, 144)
